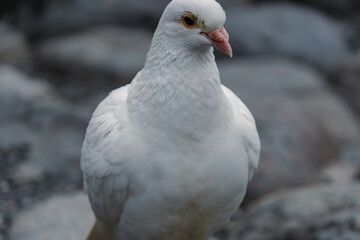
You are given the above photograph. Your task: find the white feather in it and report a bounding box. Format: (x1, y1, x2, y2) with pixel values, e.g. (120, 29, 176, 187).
(81, 0, 260, 239)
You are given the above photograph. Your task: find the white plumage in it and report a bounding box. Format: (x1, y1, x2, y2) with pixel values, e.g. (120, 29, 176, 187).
(81, 0, 260, 239)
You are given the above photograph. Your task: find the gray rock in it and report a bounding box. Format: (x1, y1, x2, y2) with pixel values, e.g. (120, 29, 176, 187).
(35, 26, 152, 85)
(0, 65, 59, 124)
(296, 90, 360, 144)
(9, 193, 95, 240)
(321, 163, 359, 184)
(320, 145, 360, 184)
(0, 23, 29, 65)
(255, 0, 358, 15)
(227, 3, 348, 73)
(16, 0, 168, 36)
(309, 0, 355, 14)
(14, 0, 245, 37)
(229, 183, 360, 240)
(0, 66, 90, 182)
(219, 57, 360, 201)
(340, 144, 360, 165)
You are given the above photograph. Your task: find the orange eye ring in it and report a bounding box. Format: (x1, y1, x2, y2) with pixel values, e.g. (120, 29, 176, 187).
(180, 12, 199, 29)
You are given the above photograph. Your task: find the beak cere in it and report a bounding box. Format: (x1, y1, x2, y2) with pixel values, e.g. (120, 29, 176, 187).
(204, 27, 233, 57)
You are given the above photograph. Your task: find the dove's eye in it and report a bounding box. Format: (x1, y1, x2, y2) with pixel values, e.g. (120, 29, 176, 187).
(181, 12, 198, 29)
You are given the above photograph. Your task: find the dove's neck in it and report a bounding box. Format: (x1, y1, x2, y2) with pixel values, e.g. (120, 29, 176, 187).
(128, 30, 232, 144)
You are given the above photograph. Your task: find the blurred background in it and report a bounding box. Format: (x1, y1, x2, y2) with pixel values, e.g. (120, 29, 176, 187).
(0, 0, 360, 239)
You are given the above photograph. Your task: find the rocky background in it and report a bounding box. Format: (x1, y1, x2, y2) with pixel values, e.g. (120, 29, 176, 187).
(0, 0, 360, 240)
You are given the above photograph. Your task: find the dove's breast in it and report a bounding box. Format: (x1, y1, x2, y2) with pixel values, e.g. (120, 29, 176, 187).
(117, 130, 249, 240)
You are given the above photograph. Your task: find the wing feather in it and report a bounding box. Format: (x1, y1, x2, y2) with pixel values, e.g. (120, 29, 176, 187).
(222, 85, 261, 182)
(81, 86, 130, 225)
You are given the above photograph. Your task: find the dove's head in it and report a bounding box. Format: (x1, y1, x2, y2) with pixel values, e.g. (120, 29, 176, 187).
(158, 0, 232, 57)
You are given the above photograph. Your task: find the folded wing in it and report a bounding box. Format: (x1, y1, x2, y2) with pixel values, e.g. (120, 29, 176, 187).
(81, 86, 131, 225)
(222, 85, 261, 182)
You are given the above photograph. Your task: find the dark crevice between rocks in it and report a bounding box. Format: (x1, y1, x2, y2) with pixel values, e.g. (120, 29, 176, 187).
(0, 144, 30, 239)
(330, 69, 360, 121)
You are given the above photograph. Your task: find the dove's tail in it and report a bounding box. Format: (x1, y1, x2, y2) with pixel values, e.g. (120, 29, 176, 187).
(86, 220, 118, 240)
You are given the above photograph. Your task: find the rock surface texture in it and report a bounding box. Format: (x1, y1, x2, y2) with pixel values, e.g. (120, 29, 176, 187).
(0, 23, 29, 65)
(227, 3, 348, 73)
(256, 0, 360, 15)
(14, 0, 168, 36)
(230, 183, 360, 240)
(35, 26, 152, 87)
(0, 65, 88, 182)
(9, 193, 94, 240)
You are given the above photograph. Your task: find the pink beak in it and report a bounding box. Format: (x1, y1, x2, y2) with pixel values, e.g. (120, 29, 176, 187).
(202, 27, 233, 57)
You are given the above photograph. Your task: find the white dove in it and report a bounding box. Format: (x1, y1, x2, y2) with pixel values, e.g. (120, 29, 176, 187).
(81, 0, 260, 239)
